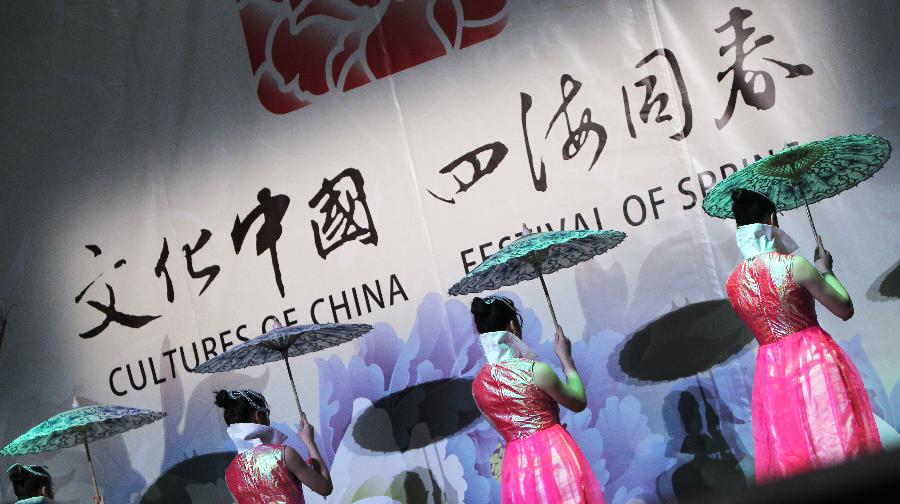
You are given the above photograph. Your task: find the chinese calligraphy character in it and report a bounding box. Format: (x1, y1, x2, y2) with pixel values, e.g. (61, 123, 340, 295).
(76, 245, 160, 339)
(232, 188, 291, 298)
(182, 228, 220, 296)
(308, 168, 378, 258)
(521, 74, 607, 191)
(714, 7, 813, 129)
(520, 93, 548, 191)
(427, 142, 509, 204)
(154, 238, 174, 303)
(622, 48, 693, 141)
(79, 284, 162, 339)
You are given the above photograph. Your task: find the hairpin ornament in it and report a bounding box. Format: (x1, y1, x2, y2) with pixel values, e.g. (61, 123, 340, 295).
(484, 295, 516, 312)
(228, 389, 270, 415)
(7, 463, 50, 478)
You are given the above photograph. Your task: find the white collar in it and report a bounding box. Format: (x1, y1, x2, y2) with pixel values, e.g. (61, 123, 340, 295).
(735, 223, 798, 259)
(16, 498, 54, 504)
(226, 423, 288, 454)
(478, 330, 536, 364)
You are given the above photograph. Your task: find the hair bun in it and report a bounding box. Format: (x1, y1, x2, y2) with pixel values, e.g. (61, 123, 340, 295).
(214, 390, 232, 408)
(7, 464, 28, 483)
(470, 297, 490, 316)
(731, 188, 748, 203)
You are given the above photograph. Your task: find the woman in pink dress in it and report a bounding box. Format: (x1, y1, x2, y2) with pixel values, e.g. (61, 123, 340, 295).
(470, 295, 606, 504)
(214, 389, 332, 503)
(725, 189, 881, 482)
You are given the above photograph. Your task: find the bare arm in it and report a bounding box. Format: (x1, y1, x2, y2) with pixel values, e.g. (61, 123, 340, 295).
(533, 326, 587, 412)
(791, 240, 853, 320)
(283, 415, 333, 496)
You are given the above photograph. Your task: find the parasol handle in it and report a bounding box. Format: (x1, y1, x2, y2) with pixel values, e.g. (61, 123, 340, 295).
(803, 200, 821, 244)
(799, 178, 821, 244)
(537, 272, 560, 330)
(280, 350, 305, 420)
(83, 438, 102, 503)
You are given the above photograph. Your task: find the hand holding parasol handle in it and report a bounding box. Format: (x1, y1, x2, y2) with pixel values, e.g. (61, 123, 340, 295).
(82, 437, 102, 503)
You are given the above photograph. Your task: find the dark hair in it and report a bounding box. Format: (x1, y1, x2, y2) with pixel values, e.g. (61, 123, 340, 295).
(471, 296, 522, 334)
(731, 189, 777, 226)
(214, 389, 269, 426)
(7, 464, 52, 499)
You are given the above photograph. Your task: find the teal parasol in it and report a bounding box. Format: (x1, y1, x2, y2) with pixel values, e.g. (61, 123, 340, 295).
(1, 404, 165, 501)
(448, 227, 626, 328)
(702, 134, 892, 239)
(192, 321, 372, 419)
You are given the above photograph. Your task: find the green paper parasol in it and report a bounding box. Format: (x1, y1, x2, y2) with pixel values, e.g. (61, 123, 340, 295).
(702, 134, 891, 238)
(448, 227, 626, 328)
(2, 404, 165, 502)
(192, 321, 372, 419)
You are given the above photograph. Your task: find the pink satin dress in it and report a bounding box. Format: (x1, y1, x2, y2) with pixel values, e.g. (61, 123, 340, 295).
(726, 251, 881, 482)
(472, 357, 606, 503)
(225, 444, 306, 504)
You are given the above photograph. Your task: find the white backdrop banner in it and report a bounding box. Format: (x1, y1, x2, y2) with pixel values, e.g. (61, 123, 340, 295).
(1, 1, 899, 502)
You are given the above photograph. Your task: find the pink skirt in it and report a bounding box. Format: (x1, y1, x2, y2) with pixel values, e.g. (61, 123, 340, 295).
(501, 423, 606, 504)
(753, 325, 882, 482)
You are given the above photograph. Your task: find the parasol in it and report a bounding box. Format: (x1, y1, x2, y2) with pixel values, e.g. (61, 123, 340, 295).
(1, 404, 165, 502)
(702, 134, 891, 240)
(449, 226, 626, 328)
(192, 321, 372, 418)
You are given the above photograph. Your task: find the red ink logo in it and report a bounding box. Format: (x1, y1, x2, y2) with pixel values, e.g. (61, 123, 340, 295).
(238, 0, 509, 114)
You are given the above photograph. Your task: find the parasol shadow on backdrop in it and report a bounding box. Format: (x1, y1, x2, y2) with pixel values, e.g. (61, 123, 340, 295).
(617, 300, 754, 383)
(352, 377, 480, 453)
(139, 451, 236, 503)
(389, 468, 446, 504)
(657, 386, 747, 503)
(616, 301, 754, 502)
(867, 257, 900, 301)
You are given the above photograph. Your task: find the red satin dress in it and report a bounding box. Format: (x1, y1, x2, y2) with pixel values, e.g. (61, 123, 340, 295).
(726, 251, 881, 482)
(472, 357, 605, 503)
(225, 444, 306, 504)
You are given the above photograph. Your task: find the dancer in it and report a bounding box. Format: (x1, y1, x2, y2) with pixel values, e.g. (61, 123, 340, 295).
(725, 188, 881, 482)
(470, 295, 605, 503)
(7, 464, 55, 504)
(6, 464, 104, 504)
(215, 389, 332, 503)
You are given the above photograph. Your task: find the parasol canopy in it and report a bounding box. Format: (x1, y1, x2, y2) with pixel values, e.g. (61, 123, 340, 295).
(1, 405, 165, 456)
(702, 134, 891, 238)
(193, 322, 372, 418)
(1, 404, 165, 501)
(448, 228, 626, 327)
